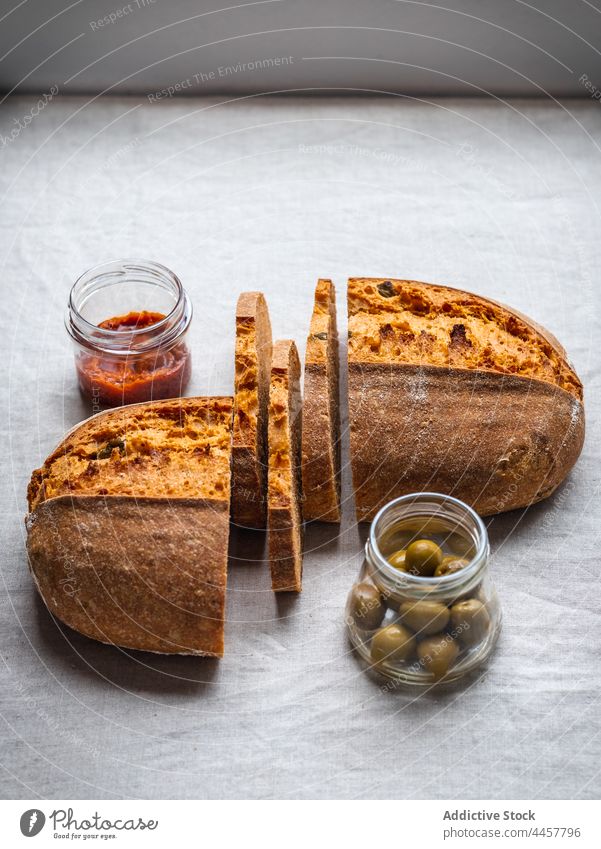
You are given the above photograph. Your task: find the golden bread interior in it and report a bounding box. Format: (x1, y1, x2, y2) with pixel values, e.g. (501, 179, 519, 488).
(348, 278, 582, 400)
(28, 397, 233, 511)
(306, 279, 336, 366)
(233, 292, 272, 453)
(268, 341, 302, 510)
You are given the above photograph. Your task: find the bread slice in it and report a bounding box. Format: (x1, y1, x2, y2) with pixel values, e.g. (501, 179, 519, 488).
(268, 340, 303, 592)
(26, 397, 233, 656)
(232, 292, 273, 528)
(348, 278, 584, 520)
(301, 279, 341, 522)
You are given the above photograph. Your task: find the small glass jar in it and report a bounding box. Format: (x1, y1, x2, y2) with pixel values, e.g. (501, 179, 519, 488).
(346, 493, 502, 686)
(66, 259, 192, 407)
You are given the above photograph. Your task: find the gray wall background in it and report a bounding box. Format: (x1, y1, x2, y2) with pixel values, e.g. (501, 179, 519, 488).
(0, 0, 600, 97)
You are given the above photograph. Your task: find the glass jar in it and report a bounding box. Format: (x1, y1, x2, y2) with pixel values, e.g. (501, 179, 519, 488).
(346, 493, 501, 686)
(66, 259, 193, 407)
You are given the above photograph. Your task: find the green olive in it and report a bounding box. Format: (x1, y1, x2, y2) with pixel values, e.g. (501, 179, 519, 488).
(399, 600, 450, 635)
(405, 539, 443, 576)
(388, 549, 407, 571)
(371, 624, 416, 665)
(417, 635, 459, 679)
(349, 583, 386, 631)
(434, 556, 469, 577)
(451, 599, 491, 648)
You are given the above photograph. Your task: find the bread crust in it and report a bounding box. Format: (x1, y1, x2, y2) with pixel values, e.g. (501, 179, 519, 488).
(349, 363, 585, 520)
(26, 496, 229, 656)
(268, 340, 303, 592)
(302, 279, 341, 522)
(26, 396, 233, 656)
(348, 278, 585, 520)
(232, 292, 273, 528)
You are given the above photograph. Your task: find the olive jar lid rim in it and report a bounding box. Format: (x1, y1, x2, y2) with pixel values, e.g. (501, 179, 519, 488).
(367, 492, 490, 590)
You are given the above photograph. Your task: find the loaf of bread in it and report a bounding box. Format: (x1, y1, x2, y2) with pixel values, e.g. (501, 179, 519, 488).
(232, 292, 273, 528)
(347, 278, 584, 520)
(26, 397, 233, 656)
(301, 279, 342, 522)
(268, 340, 303, 592)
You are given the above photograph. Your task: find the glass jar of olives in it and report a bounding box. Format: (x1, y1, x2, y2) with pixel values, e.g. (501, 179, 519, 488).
(346, 493, 502, 686)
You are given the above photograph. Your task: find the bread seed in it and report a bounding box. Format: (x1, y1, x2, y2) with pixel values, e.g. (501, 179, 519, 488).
(377, 281, 395, 298)
(96, 439, 125, 459)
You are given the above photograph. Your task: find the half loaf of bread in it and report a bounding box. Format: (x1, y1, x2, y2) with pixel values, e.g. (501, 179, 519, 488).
(26, 397, 233, 656)
(301, 279, 341, 522)
(232, 292, 272, 528)
(348, 278, 584, 520)
(268, 340, 303, 592)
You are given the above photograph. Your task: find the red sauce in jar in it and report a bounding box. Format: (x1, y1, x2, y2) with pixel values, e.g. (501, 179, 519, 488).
(97, 310, 164, 332)
(75, 311, 191, 407)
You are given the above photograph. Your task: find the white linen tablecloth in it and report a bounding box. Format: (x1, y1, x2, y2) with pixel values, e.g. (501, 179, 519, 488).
(1, 94, 600, 800)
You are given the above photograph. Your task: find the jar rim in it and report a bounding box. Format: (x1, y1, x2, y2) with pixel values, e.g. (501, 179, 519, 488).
(367, 492, 489, 591)
(66, 258, 192, 355)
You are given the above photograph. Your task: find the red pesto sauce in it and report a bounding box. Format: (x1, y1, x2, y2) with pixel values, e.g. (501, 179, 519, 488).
(76, 311, 191, 407)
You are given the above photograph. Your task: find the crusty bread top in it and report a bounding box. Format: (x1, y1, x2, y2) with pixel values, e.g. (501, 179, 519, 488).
(233, 291, 272, 450)
(27, 397, 233, 512)
(268, 340, 302, 509)
(305, 278, 336, 366)
(348, 278, 582, 400)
